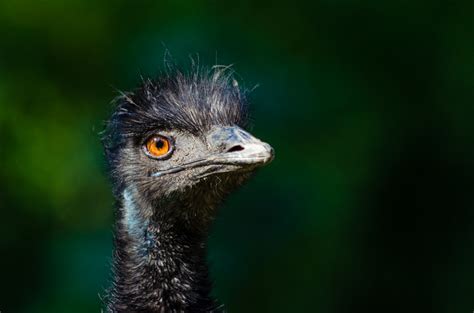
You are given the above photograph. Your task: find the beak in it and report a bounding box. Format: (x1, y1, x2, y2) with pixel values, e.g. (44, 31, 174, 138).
(206, 126, 274, 167)
(150, 126, 274, 178)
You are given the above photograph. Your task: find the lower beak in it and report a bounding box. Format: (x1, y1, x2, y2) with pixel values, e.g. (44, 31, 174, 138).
(206, 126, 274, 167)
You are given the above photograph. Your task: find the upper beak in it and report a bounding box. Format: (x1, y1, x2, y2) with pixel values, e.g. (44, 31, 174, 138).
(206, 126, 274, 167)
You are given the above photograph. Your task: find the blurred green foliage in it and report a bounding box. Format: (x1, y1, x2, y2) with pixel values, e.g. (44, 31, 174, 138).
(0, 0, 473, 312)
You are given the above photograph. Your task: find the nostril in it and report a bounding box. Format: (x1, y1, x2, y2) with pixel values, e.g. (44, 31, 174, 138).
(226, 145, 245, 153)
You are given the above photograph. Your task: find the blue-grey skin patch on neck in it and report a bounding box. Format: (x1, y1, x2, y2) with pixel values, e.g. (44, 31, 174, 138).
(122, 186, 149, 239)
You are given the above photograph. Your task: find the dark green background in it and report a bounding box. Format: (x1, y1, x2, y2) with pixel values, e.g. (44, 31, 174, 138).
(1, 1, 473, 312)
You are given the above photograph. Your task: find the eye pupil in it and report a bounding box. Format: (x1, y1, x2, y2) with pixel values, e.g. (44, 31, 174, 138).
(155, 139, 164, 149)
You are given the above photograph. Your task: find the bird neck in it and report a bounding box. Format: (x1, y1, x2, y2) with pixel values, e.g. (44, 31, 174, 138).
(107, 188, 220, 313)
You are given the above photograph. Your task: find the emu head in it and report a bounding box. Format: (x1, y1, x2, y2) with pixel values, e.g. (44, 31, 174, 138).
(103, 68, 274, 228)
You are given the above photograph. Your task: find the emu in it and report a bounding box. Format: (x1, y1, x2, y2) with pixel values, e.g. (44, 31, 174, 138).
(102, 66, 274, 312)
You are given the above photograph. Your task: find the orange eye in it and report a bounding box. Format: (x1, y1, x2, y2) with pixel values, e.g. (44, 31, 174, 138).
(144, 135, 172, 158)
